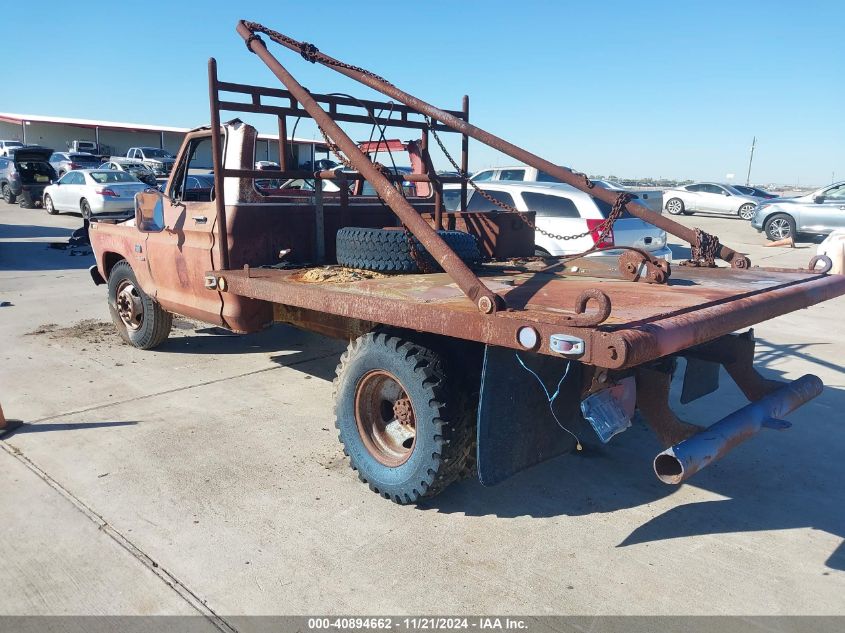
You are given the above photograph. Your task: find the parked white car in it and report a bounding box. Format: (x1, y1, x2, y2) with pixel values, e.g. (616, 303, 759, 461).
(0, 140, 24, 157)
(443, 182, 672, 260)
(662, 182, 763, 219)
(470, 165, 663, 213)
(42, 169, 150, 221)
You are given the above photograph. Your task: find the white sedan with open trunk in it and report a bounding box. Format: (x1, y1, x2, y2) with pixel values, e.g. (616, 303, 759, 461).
(42, 169, 150, 221)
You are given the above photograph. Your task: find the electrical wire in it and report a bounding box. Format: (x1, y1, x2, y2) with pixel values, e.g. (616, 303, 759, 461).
(514, 353, 582, 451)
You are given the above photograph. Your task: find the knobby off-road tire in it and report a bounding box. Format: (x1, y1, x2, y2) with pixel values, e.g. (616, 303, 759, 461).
(333, 331, 476, 504)
(335, 227, 480, 273)
(107, 261, 172, 350)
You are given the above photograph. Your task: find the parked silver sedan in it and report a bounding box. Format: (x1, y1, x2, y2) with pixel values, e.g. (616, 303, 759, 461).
(42, 169, 150, 221)
(751, 181, 845, 241)
(663, 182, 763, 220)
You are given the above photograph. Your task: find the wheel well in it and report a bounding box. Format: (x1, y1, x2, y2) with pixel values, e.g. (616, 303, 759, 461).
(762, 210, 792, 227)
(102, 253, 125, 279)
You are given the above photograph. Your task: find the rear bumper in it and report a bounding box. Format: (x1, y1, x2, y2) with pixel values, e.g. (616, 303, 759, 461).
(89, 198, 135, 218)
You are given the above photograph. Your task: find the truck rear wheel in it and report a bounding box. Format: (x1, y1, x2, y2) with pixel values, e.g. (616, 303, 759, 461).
(333, 331, 475, 504)
(107, 261, 172, 349)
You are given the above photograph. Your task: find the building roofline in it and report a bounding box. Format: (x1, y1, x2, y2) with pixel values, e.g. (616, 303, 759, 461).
(0, 112, 319, 145)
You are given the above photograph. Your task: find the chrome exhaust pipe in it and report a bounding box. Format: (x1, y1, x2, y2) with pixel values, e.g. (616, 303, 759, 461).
(654, 374, 823, 484)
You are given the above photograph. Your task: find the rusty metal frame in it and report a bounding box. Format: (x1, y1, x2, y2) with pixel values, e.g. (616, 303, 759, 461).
(208, 51, 499, 311)
(236, 21, 755, 270)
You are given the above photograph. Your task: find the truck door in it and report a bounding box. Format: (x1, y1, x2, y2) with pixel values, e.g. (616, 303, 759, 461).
(141, 134, 223, 325)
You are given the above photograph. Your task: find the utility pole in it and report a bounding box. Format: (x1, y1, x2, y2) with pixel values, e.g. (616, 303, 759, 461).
(745, 136, 756, 186)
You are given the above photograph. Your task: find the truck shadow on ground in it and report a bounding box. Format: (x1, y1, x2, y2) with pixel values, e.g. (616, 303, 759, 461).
(2, 421, 137, 438)
(156, 323, 345, 381)
(423, 338, 845, 571)
(0, 223, 74, 239)
(0, 240, 94, 271)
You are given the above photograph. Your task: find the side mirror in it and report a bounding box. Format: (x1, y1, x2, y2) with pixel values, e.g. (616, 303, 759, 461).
(135, 190, 166, 233)
(724, 191, 731, 196)
(814, 195, 825, 204)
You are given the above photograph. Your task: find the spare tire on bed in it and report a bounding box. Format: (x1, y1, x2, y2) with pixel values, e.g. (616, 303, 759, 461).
(335, 227, 481, 273)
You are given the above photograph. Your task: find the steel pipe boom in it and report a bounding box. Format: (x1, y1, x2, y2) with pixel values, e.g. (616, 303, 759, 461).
(237, 20, 750, 269)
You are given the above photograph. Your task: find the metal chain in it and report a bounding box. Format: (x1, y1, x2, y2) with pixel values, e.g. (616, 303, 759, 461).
(242, 21, 394, 86)
(426, 118, 629, 244)
(688, 228, 720, 267)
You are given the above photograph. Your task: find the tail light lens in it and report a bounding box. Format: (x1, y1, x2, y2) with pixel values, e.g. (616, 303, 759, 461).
(95, 188, 118, 197)
(70, 163, 81, 169)
(586, 219, 614, 248)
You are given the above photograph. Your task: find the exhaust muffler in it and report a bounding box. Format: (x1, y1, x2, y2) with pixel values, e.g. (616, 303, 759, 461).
(654, 374, 823, 484)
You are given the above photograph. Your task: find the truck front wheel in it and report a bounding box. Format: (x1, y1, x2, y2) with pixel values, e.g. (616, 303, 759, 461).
(107, 261, 172, 349)
(333, 331, 475, 504)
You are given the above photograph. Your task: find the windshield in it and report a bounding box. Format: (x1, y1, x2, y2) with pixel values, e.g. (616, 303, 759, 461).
(70, 153, 99, 162)
(142, 148, 173, 159)
(89, 171, 138, 184)
(6, 141, 23, 148)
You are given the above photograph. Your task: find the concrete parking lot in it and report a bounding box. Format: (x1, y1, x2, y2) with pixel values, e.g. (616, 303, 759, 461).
(1, 200, 844, 618)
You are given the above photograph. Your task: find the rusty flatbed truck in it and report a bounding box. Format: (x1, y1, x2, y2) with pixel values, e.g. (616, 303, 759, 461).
(87, 21, 845, 504)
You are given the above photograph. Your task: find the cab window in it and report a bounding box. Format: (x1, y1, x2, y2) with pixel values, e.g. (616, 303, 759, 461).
(169, 136, 215, 203)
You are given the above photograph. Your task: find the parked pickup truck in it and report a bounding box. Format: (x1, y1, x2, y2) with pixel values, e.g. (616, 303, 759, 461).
(87, 21, 845, 506)
(125, 147, 176, 176)
(471, 165, 664, 213)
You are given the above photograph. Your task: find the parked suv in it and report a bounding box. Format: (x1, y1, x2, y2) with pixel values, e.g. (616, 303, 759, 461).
(0, 146, 57, 207)
(444, 181, 672, 261)
(470, 165, 664, 214)
(126, 147, 175, 176)
(0, 140, 24, 157)
(662, 182, 763, 219)
(50, 152, 102, 176)
(752, 181, 845, 241)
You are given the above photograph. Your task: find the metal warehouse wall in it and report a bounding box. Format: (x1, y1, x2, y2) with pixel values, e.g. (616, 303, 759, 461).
(0, 121, 180, 157)
(1, 119, 317, 167)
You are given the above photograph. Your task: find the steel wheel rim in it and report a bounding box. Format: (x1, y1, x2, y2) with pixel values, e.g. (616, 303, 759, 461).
(739, 205, 754, 220)
(82, 203, 90, 219)
(667, 200, 682, 214)
(770, 219, 790, 239)
(115, 279, 144, 331)
(45, 196, 53, 212)
(354, 370, 416, 467)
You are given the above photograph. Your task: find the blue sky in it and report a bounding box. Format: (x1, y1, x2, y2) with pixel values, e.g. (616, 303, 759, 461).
(4, 0, 843, 185)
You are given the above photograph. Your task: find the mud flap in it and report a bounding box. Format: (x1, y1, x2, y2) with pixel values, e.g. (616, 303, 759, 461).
(476, 345, 585, 486)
